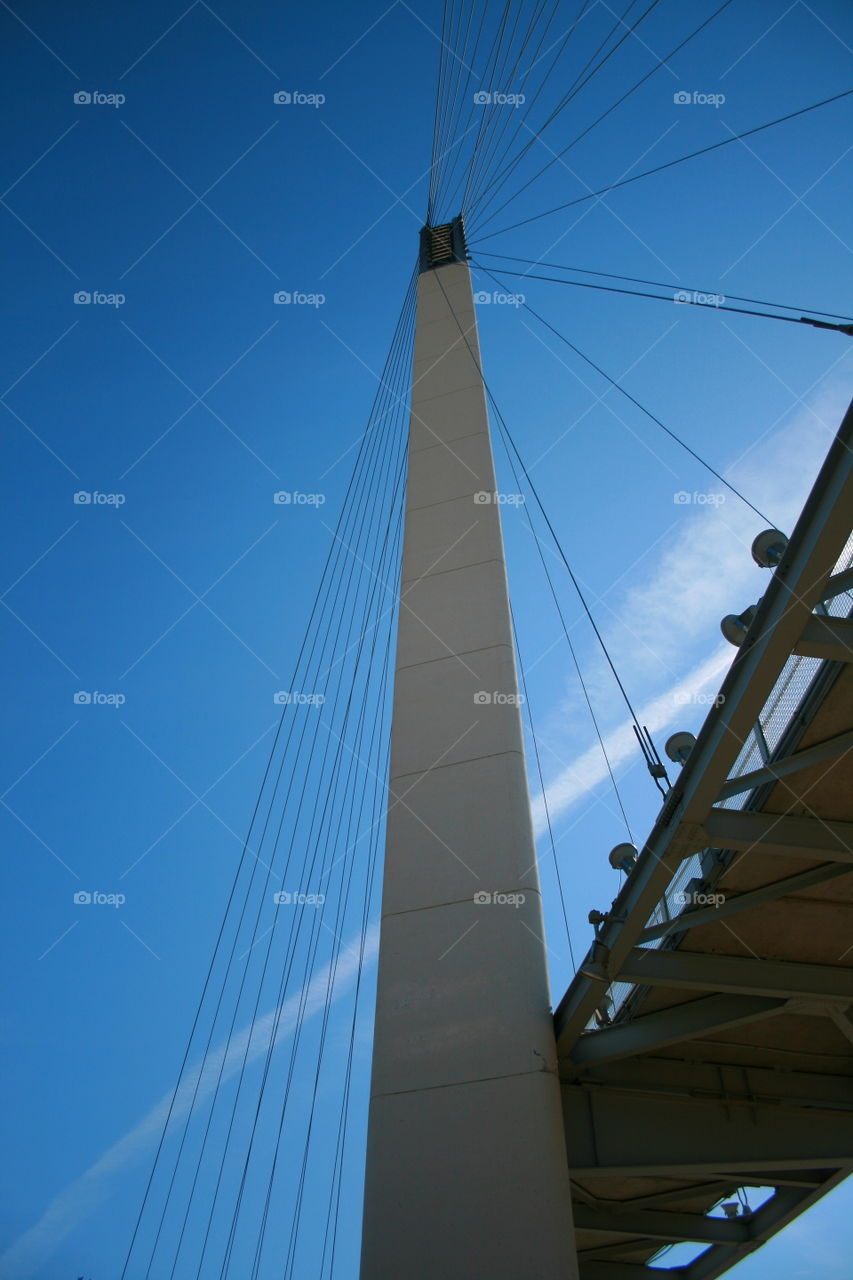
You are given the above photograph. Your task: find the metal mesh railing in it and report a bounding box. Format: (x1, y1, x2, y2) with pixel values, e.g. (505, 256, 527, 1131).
(591, 535, 853, 1028)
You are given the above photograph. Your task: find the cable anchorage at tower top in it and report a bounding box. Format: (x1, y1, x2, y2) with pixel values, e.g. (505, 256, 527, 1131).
(419, 215, 468, 272)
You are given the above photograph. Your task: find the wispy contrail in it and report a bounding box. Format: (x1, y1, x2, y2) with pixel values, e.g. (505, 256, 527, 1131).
(531, 645, 732, 832)
(532, 385, 850, 829)
(0, 925, 379, 1279)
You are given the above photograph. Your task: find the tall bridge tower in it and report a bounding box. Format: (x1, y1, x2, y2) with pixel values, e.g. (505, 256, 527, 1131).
(360, 219, 579, 1278)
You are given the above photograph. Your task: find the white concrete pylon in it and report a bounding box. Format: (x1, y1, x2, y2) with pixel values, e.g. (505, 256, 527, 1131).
(360, 241, 578, 1278)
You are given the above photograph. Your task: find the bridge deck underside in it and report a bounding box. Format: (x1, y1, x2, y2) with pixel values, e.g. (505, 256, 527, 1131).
(564, 647, 853, 1280)
(555, 402, 853, 1279)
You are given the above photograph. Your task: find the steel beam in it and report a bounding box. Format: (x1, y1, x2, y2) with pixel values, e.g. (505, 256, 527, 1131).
(830, 1006, 853, 1047)
(638, 861, 850, 943)
(569, 994, 785, 1066)
(726, 1169, 831, 1187)
(823, 564, 853, 600)
(579, 1265, 683, 1279)
(793, 614, 853, 662)
(616, 947, 853, 1002)
(717, 727, 853, 799)
(615, 1182, 734, 1210)
(577, 1160, 850, 1179)
(565, 1091, 853, 1171)
(562, 1077, 853, 1176)
(578, 1240, 664, 1262)
(703, 807, 853, 863)
(568, 1057, 853, 1112)
(573, 1205, 749, 1244)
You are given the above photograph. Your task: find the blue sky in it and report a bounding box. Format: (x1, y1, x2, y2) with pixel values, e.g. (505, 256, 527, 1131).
(1, 1, 852, 1276)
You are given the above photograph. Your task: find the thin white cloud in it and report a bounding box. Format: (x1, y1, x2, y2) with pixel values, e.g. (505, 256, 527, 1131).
(0, 925, 379, 1279)
(532, 644, 731, 833)
(603, 396, 834, 682)
(533, 376, 853, 831)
